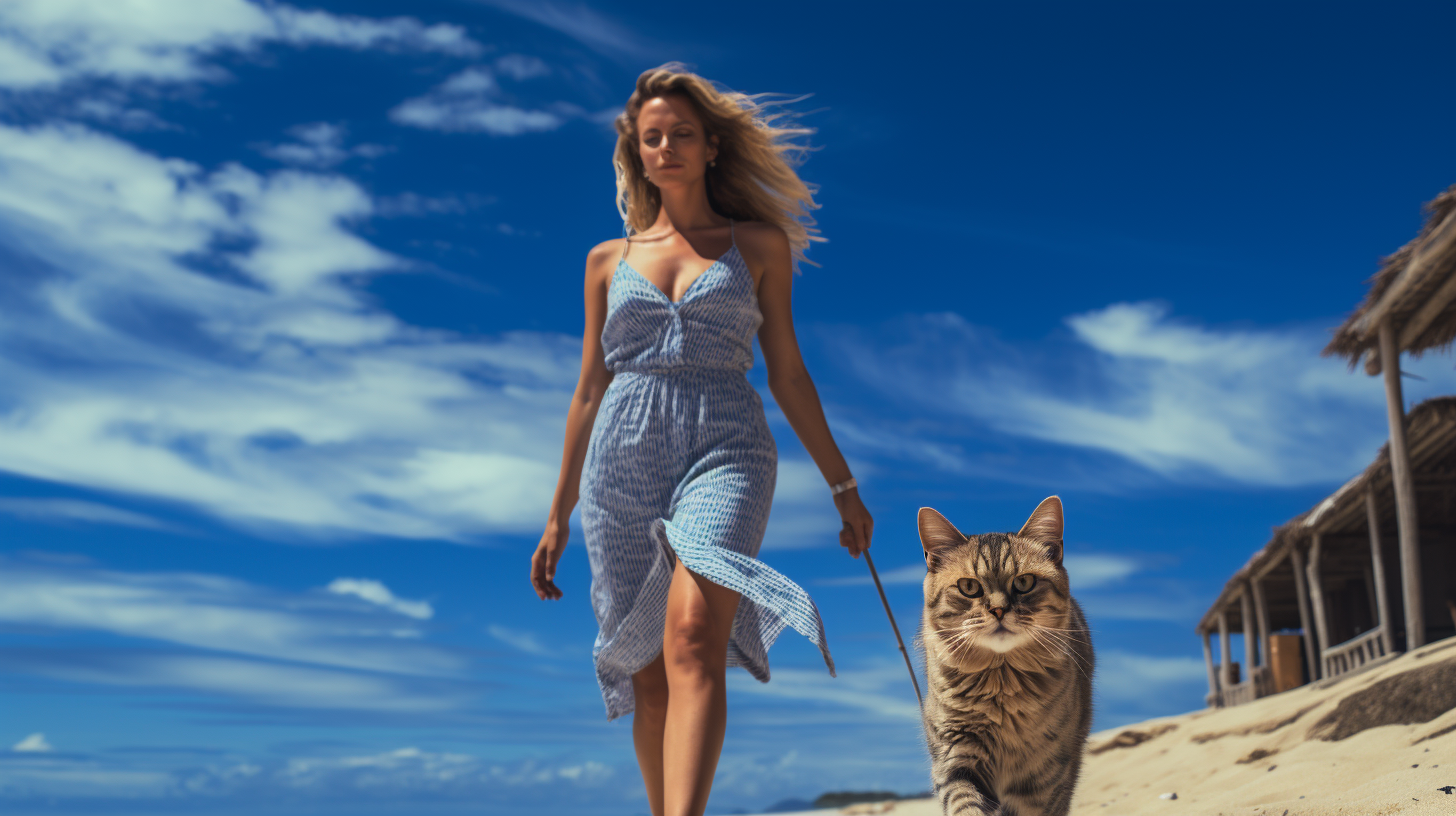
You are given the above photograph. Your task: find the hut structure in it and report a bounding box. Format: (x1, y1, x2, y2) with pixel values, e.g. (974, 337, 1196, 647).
(1197, 184, 1456, 708)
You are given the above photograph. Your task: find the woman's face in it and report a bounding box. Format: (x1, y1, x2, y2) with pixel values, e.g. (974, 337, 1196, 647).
(636, 94, 717, 188)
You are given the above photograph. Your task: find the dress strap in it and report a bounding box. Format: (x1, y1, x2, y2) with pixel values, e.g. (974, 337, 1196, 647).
(729, 218, 736, 249)
(620, 223, 632, 260)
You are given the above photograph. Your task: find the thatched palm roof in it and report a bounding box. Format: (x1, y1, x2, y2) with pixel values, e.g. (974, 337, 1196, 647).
(1196, 396, 1456, 633)
(1325, 184, 1456, 368)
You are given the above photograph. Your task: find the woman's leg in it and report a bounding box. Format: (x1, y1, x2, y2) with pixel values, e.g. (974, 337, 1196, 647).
(631, 654, 669, 816)
(661, 557, 742, 816)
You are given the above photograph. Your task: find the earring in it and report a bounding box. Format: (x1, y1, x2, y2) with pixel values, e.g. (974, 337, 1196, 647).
(709, 160, 717, 167)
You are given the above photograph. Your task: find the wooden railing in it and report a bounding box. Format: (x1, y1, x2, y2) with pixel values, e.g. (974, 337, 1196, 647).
(1322, 626, 1389, 679)
(1209, 665, 1273, 707)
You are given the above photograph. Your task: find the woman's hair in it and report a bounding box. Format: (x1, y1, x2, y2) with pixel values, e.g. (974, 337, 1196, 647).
(613, 62, 825, 269)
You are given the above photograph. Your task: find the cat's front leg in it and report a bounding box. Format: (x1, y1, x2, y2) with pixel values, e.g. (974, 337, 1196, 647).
(933, 760, 1002, 815)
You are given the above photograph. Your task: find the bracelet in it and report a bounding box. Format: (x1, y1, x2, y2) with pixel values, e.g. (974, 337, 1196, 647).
(830, 477, 857, 496)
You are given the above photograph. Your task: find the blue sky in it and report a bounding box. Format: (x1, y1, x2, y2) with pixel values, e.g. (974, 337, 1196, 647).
(0, 1, 1453, 814)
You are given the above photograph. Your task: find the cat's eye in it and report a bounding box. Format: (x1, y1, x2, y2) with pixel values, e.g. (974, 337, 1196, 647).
(956, 578, 983, 598)
(1012, 573, 1037, 593)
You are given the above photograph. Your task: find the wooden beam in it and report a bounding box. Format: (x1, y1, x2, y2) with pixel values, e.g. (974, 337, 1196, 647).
(1241, 586, 1258, 686)
(1306, 533, 1331, 670)
(1379, 319, 1425, 650)
(1201, 629, 1218, 700)
(1290, 546, 1319, 681)
(1218, 608, 1232, 690)
(1366, 488, 1395, 655)
(1252, 576, 1271, 668)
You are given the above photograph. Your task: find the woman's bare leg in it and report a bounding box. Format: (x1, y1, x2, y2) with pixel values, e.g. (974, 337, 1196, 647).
(661, 558, 741, 816)
(631, 654, 669, 816)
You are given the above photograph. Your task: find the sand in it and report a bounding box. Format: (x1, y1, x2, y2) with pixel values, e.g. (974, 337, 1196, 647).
(766, 635, 1456, 816)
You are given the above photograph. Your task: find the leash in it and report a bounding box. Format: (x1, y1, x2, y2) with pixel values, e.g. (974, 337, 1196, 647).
(863, 549, 923, 709)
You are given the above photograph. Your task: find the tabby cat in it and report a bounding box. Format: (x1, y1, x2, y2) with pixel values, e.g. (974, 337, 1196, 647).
(917, 496, 1093, 816)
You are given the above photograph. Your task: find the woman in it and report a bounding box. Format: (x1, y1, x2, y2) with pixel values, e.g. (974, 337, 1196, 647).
(531, 64, 873, 816)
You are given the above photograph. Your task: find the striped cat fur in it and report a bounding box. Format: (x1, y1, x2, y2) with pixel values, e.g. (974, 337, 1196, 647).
(916, 497, 1094, 816)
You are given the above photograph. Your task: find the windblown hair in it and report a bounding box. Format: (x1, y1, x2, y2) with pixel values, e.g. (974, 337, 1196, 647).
(613, 62, 825, 269)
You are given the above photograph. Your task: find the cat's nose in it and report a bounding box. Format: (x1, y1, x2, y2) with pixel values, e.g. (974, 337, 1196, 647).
(988, 607, 1006, 621)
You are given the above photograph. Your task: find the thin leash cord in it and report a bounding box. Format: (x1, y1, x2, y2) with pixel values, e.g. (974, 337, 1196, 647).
(863, 549, 923, 709)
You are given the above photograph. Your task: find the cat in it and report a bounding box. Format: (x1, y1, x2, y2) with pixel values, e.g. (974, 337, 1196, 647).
(916, 496, 1093, 816)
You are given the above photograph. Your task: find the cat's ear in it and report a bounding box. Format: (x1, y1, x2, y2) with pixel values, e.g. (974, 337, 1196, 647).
(1017, 495, 1064, 565)
(918, 507, 965, 569)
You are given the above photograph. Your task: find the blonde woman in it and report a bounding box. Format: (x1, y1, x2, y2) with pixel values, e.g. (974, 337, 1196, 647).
(532, 64, 873, 816)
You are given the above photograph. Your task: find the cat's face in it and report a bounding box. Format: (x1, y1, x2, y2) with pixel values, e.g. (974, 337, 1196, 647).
(919, 497, 1072, 667)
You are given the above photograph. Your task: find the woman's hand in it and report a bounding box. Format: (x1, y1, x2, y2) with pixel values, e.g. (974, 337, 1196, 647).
(531, 520, 568, 600)
(833, 488, 873, 559)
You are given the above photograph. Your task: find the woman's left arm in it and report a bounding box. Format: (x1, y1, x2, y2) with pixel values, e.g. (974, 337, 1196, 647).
(754, 225, 873, 558)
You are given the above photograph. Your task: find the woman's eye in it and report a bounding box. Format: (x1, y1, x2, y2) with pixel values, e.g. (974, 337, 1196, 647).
(1012, 574, 1036, 592)
(956, 578, 983, 598)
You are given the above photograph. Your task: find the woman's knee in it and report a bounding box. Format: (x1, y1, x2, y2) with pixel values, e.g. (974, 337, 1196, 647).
(664, 603, 726, 677)
(633, 658, 670, 713)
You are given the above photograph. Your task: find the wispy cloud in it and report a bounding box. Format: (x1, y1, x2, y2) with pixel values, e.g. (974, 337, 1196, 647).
(469, 0, 655, 60)
(11, 733, 52, 753)
(256, 122, 389, 168)
(0, 746, 620, 806)
(0, 497, 176, 532)
(0, 1, 481, 92)
(487, 624, 553, 657)
(1093, 648, 1208, 727)
(0, 120, 574, 540)
(836, 305, 1456, 487)
(0, 557, 459, 678)
(390, 65, 596, 136)
(728, 660, 920, 722)
(326, 578, 434, 620)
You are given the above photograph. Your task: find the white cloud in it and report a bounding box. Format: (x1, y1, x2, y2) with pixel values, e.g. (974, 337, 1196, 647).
(0, 557, 459, 679)
(487, 623, 553, 656)
(729, 660, 920, 722)
(760, 457, 846, 551)
(1064, 553, 1138, 588)
(258, 122, 389, 168)
(1093, 649, 1208, 722)
(327, 578, 433, 620)
(494, 53, 551, 80)
(841, 305, 1456, 487)
(389, 63, 618, 136)
(0, 497, 176, 531)
(0, 0, 481, 91)
(471, 0, 654, 60)
(0, 120, 575, 540)
(12, 733, 52, 752)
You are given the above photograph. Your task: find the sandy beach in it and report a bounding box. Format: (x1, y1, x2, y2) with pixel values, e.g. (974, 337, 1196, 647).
(768, 635, 1456, 816)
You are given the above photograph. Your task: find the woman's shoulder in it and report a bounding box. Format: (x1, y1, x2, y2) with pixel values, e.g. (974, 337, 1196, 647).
(732, 220, 791, 271)
(583, 237, 627, 281)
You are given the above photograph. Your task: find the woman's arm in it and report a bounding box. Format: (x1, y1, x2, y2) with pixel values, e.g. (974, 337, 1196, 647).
(753, 225, 874, 558)
(531, 241, 618, 600)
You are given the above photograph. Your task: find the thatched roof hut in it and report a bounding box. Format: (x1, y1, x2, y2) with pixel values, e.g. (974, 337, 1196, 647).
(1325, 184, 1456, 371)
(1195, 397, 1456, 707)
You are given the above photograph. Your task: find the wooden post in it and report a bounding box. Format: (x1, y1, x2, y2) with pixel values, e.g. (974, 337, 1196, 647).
(1307, 533, 1331, 674)
(1379, 319, 1424, 650)
(1241, 586, 1258, 695)
(1290, 546, 1319, 681)
(1201, 628, 1218, 702)
(1366, 488, 1394, 655)
(1252, 576, 1271, 669)
(1218, 608, 1232, 690)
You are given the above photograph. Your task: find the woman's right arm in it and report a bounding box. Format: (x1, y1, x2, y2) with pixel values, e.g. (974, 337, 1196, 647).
(531, 241, 618, 601)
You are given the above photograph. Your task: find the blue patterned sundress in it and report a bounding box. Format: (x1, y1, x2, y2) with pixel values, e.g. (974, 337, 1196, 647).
(579, 219, 836, 721)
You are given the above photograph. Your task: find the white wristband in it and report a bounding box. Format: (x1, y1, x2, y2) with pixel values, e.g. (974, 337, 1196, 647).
(830, 477, 857, 496)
